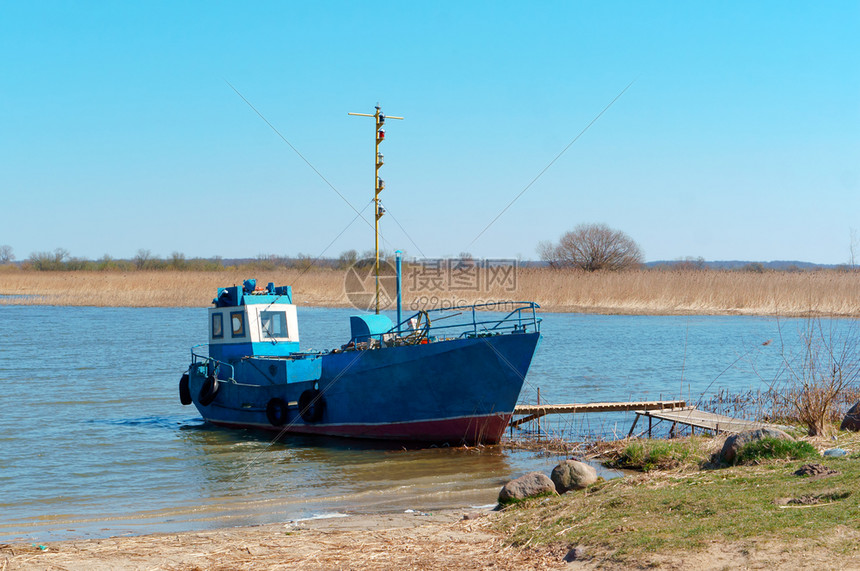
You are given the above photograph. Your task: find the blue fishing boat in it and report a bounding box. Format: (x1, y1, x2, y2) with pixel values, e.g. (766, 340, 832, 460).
(178, 106, 542, 445)
(179, 286, 540, 444)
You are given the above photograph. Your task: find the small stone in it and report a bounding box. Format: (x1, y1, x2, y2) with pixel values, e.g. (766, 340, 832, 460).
(498, 472, 557, 503)
(823, 448, 847, 457)
(551, 460, 598, 494)
(563, 546, 586, 562)
(841, 402, 860, 432)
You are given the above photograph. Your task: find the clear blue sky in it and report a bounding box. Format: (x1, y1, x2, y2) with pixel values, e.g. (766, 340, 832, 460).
(1, 1, 858, 264)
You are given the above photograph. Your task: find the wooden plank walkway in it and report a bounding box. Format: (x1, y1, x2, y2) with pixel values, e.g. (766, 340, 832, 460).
(510, 400, 686, 429)
(629, 406, 778, 437)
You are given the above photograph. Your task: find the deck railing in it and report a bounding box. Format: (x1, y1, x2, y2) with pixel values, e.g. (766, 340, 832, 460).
(348, 301, 541, 346)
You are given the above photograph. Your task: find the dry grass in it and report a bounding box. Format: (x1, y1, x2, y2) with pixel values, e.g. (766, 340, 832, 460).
(0, 267, 858, 315)
(0, 269, 347, 308)
(515, 268, 860, 316)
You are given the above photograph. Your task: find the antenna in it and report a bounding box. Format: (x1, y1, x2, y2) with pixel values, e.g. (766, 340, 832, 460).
(348, 105, 404, 314)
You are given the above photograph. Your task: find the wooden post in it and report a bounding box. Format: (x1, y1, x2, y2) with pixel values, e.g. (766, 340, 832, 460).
(648, 415, 652, 439)
(536, 387, 541, 438)
(627, 414, 640, 438)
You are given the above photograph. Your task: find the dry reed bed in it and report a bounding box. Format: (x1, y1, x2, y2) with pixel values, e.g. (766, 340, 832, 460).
(515, 268, 860, 316)
(0, 268, 858, 316)
(0, 269, 347, 308)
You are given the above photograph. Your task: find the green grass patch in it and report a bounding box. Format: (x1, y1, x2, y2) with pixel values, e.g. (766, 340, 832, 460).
(735, 437, 819, 464)
(609, 437, 711, 471)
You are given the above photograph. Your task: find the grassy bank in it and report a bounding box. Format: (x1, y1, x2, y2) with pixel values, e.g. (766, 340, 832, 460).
(0, 267, 858, 316)
(493, 434, 860, 568)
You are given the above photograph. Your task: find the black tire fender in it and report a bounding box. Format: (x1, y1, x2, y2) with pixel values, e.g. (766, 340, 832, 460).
(298, 389, 325, 423)
(179, 372, 192, 405)
(266, 398, 289, 427)
(198, 374, 219, 406)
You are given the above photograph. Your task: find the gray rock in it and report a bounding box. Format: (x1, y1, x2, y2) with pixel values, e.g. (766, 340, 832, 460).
(840, 402, 860, 432)
(498, 471, 557, 503)
(720, 427, 794, 464)
(551, 460, 598, 494)
(563, 546, 586, 563)
(461, 512, 486, 521)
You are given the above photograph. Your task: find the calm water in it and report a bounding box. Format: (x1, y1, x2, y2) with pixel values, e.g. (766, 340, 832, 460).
(0, 305, 837, 541)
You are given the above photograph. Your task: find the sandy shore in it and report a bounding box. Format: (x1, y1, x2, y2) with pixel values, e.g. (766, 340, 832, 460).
(1, 509, 565, 570)
(6, 506, 852, 570)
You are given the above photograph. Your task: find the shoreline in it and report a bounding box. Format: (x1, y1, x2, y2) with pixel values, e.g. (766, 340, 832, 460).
(2, 298, 856, 318)
(6, 480, 855, 570)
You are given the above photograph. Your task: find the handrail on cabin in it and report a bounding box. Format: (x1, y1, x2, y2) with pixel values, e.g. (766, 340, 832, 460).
(190, 344, 236, 381)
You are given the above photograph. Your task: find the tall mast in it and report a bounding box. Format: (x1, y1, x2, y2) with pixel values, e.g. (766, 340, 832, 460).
(348, 105, 404, 313)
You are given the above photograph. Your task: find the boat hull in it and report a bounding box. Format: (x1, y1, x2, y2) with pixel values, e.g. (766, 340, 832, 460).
(188, 331, 539, 445)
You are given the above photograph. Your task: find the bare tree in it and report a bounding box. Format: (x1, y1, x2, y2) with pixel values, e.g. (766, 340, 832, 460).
(769, 319, 860, 436)
(170, 251, 186, 270)
(28, 248, 70, 270)
(539, 223, 643, 271)
(134, 249, 153, 270)
(536, 240, 558, 268)
(338, 249, 358, 269)
(0, 245, 13, 265)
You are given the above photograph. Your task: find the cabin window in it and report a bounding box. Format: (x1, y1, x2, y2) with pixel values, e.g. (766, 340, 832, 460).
(212, 313, 224, 339)
(230, 311, 246, 337)
(260, 311, 288, 339)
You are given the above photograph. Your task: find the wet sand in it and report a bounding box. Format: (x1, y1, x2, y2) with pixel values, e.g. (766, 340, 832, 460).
(2, 509, 564, 570)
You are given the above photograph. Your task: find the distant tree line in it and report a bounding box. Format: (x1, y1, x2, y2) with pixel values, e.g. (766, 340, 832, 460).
(1, 239, 856, 273)
(16, 248, 226, 271)
(0, 245, 399, 272)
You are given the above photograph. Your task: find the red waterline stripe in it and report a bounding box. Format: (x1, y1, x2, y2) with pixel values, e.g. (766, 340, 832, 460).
(210, 413, 513, 445)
